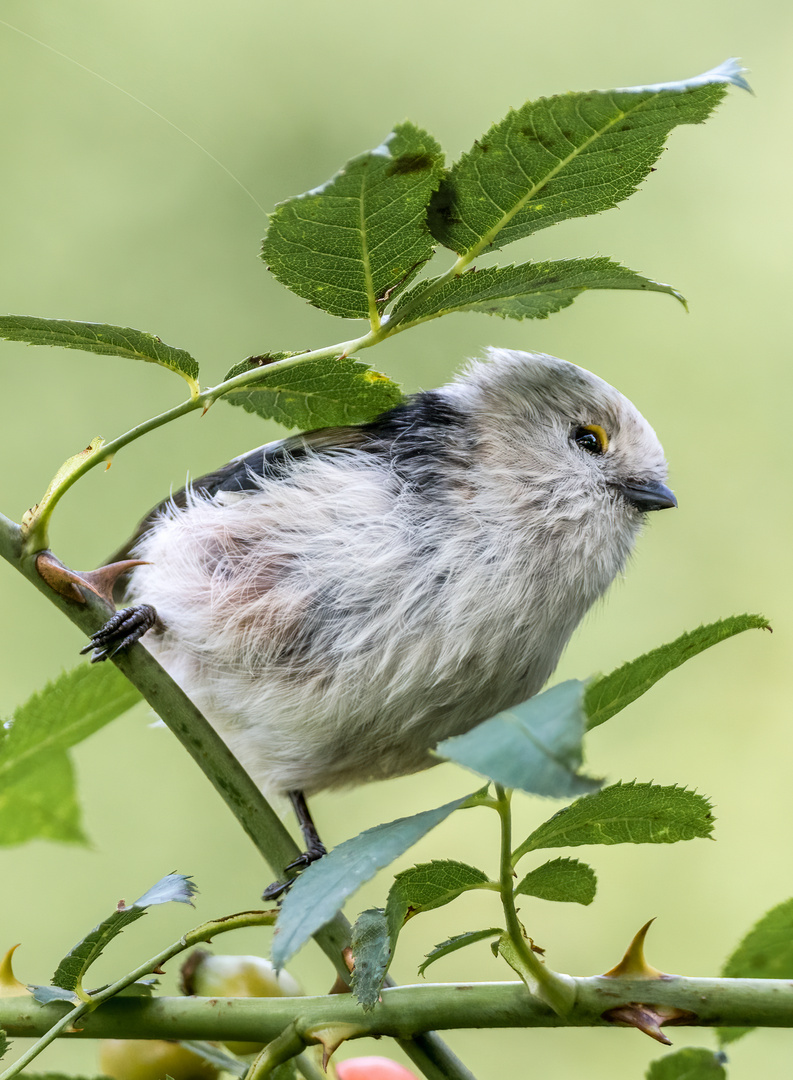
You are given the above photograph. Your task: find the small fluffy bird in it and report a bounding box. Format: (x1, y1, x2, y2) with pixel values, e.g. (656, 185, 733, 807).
(84, 349, 675, 883)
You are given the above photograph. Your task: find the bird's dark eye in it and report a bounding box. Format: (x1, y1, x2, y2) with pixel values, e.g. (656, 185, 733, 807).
(573, 424, 609, 455)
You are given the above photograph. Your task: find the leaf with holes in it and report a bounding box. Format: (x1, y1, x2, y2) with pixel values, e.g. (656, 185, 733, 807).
(513, 782, 714, 863)
(515, 857, 597, 905)
(391, 257, 684, 326)
(0, 315, 199, 391)
(429, 59, 749, 257)
(436, 680, 601, 797)
(220, 355, 402, 428)
(261, 122, 444, 319)
(585, 614, 769, 730)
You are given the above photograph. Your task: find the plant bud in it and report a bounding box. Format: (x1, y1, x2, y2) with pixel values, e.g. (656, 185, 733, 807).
(180, 950, 301, 1055)
(98, 1039, 219, 1080)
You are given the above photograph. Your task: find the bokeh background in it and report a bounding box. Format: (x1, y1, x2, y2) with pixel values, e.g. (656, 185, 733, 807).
(0, 2, 790, 1077)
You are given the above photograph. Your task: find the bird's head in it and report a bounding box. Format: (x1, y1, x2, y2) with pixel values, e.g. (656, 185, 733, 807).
(450, 348, 676, 518)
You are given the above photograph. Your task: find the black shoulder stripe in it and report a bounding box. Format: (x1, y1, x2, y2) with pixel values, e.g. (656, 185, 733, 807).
(107, 425, 372, 577)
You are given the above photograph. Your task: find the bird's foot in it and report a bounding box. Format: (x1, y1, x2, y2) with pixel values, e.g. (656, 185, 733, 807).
(80, 604, 158, 663)
(262, 840, 327, 902)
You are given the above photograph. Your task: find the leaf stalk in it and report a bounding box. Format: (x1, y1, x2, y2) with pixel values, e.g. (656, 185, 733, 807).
(494, 785, 575, 1016)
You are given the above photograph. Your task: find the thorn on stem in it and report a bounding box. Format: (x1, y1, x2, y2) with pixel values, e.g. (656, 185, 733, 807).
(603, 919, 665, 979)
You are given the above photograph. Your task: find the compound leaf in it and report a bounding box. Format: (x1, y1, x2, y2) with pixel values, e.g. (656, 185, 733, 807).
(430, 59, 749, 257)
(0, 315, 199, 391)
(262, 122, 444, 319)
(350, 908, 391, 1012)
(435, 680, 601, 798)
(391, 258, 684, 325)
(515, 857, 597, 905)
(272, 794, 471, 969)
(418, 928, 503, 977)
(514, 782, 714, 862)
(51, 873, 196, 992)
(717, 897, 793, 1045)
(585, 614, 769, 730)
(221, 355, 402, 428)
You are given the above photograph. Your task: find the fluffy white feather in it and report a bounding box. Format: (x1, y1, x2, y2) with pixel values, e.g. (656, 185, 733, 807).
(120, 349, 672, 797)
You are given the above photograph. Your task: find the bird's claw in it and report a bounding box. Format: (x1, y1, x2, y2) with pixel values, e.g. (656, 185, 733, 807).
(81, 604, 158, 663)
(262, 841, 327, 901)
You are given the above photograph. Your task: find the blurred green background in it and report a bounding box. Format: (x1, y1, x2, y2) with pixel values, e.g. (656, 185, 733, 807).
(0, 1, 790, 1077)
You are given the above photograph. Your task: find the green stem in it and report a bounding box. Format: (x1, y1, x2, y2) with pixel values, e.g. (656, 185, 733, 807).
(494, 785, 575, 1016)
(295, 1049, 331, 1080)
(17, 257, 481, 556)
(247, 1021, 306, 1080)
(0, 910, 276, 1080)
(3, 976, 793, 1041)
(379, 253, 470, 333)
(19, 329, 385, 555)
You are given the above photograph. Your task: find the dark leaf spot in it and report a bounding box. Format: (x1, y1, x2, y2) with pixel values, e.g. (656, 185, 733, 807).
(386, 151, 435, 177)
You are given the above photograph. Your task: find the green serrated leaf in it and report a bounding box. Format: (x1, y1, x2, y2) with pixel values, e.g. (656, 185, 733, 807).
(0, 315, 199, 391)
(0, 1028, 8, 1062)
(515, 857, 597, 905)
(220, 355, 403, 429)
(391, 258, 684, 325)
(418, 928, 503, 977)
(0, 664, 142, 848)
(585, 614, 769, 730)
(261, 122, 444, 319)
(430, 59, 749, 257)
(51, 873, 196, 993)
(350, 908, 391, 1012)
(646, 1047, 727, 1079)
(514, 782, 714, 862)
(385, 860, 492, 953)
(272, 794, 471, 969)
(223, 352, 299, 380)
(0, 753, 86, 847)
(435, 680, 601, 798)
(717, 897, 793, 1045)
(0, 664, 142, 790)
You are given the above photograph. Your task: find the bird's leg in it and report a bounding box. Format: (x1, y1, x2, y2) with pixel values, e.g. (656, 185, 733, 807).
(80, 605, 160, 662)
(262, 790, 327, 901)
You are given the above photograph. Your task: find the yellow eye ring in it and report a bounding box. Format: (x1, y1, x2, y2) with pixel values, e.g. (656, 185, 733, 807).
(573, 424, 609, 455)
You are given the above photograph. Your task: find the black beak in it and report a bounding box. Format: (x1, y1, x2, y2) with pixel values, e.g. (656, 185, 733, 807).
(617, 478, 678, 512)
